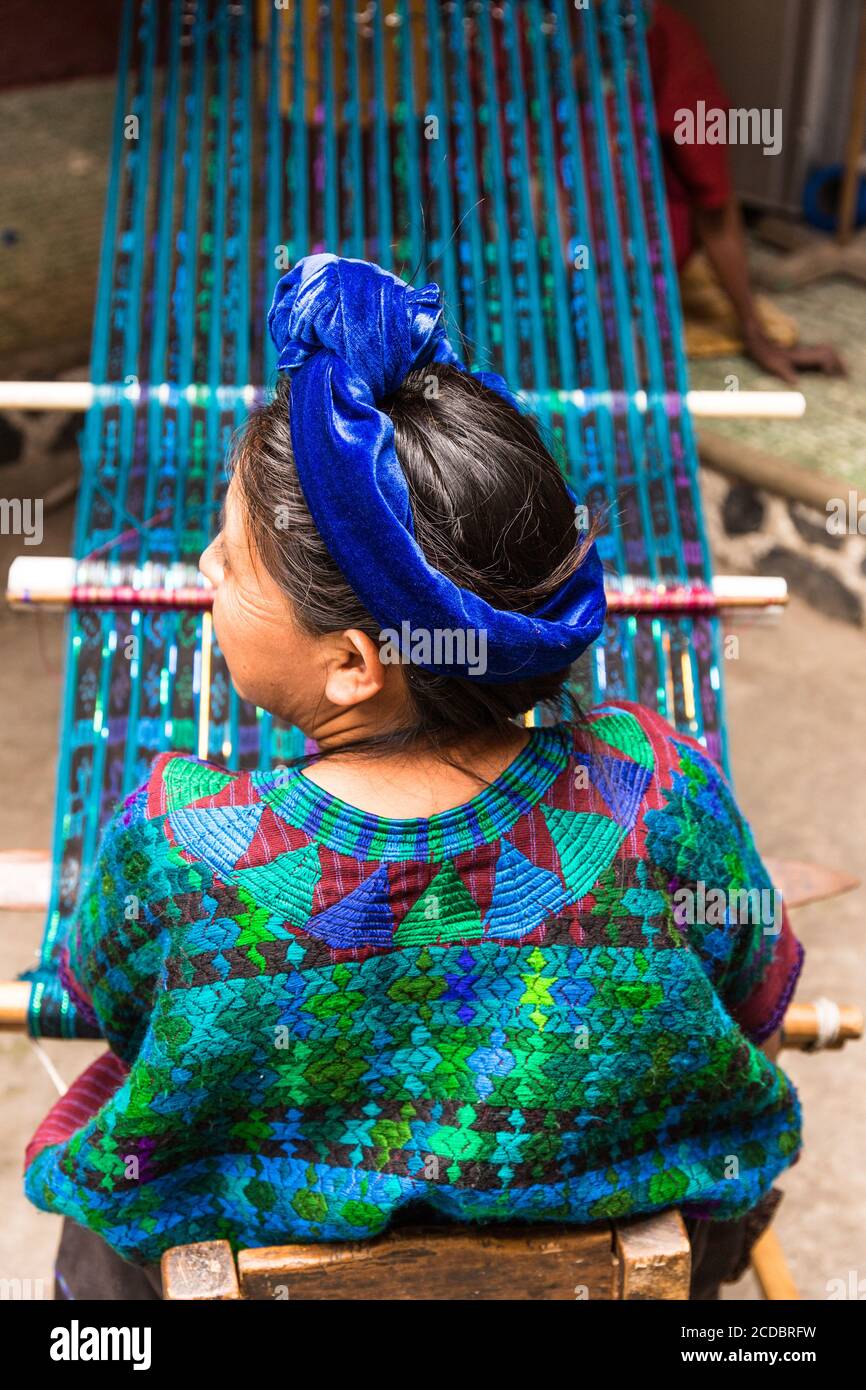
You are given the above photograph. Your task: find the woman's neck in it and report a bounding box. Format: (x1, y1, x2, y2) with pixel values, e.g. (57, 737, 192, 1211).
(298, 722, 532, 819)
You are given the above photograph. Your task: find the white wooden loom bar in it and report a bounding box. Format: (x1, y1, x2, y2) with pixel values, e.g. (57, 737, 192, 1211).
(0, 381, 807, 419)
(5, 556, 789, 613)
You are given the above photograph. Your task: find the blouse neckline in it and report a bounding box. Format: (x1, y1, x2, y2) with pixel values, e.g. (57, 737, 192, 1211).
(251, 723, 571, 861)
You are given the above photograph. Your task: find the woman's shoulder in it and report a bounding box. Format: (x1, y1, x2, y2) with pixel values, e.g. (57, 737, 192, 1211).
(139, 750, 242, 820)
(121, 752, 297, 885)
(90, 753, 248, 885)
(572, 700, 767, 891)
(552, 698, 744, 859)
(569, 697, 720, 787)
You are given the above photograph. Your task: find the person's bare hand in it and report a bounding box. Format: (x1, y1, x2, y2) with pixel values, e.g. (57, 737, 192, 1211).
(784, 342, 847, 376)
(743, 326, 847, 384)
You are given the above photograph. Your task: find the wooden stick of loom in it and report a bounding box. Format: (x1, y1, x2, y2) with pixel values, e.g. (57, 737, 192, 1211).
(5, 557, 789, 615)
(0, 381, 807, 419)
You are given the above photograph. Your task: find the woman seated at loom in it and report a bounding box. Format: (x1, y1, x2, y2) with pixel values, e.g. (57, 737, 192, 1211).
(24, 255, 803, 1301)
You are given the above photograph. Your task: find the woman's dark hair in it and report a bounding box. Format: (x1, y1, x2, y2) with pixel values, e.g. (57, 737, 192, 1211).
(229, 363, 600, 765)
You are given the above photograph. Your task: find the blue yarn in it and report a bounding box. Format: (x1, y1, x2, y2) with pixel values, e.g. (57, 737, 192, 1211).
(266, 253, 607, 682)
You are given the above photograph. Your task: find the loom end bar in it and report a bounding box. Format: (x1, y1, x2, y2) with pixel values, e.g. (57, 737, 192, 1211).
(0, 381, 96, 412)
(712, 574, 788, 609)
(750, 1227, 801, 1301)
(0, 381, 806, 419)
(782, 1002, 864, 1051)
(0, 850, 51, 912)
(0, 982, 32, 1032)
(687, 389, 806, 420)
(6, 557, 214, 612)
(6, 556, 77, 610)
(525, 388, 806, 419)
(604, 575, 788, 615)
(765, 855, 860, 909)
(9, 559, 788, 616)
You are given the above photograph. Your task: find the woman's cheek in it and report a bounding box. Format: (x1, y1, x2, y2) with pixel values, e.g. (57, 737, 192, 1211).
(211, 589, 240, 668)
(209, 590, 226, 653)
(213, 593, 265, 697)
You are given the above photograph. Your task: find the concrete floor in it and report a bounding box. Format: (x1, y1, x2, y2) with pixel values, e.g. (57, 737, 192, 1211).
(715, 594, 866, 1299)
(688, 256, 866, 490)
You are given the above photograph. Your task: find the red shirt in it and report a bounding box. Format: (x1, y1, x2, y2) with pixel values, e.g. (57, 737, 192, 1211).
(647, 3, 733, 267)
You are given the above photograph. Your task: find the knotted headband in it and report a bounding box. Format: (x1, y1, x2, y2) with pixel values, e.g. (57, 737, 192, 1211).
(266, 253, 607, 682)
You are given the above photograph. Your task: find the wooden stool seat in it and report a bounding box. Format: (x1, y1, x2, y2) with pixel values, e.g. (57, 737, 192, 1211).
(161, 1209, 692, 1301)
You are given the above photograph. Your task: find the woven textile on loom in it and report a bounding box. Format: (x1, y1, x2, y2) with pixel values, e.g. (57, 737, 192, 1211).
(28, 0, 728, 1039)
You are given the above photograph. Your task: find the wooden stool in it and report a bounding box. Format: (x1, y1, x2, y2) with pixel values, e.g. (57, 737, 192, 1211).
(161, 1209, 691, 1301)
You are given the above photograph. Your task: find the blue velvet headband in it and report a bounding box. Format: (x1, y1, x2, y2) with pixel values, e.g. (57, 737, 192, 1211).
(266, 253, 607, 682)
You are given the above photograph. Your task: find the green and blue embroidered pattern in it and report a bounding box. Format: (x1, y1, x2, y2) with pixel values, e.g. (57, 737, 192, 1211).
(25, 702, 803, 1263)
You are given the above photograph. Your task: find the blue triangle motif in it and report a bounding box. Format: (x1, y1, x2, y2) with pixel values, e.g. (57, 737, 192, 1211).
(168, 802, 265, 878)
(483, 840, 566, 940)
(584, 753, 652, 830)
(305, 865, 394, 948)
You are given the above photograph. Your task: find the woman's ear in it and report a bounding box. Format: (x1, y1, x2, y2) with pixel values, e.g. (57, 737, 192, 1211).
(320, 628, 389, 708)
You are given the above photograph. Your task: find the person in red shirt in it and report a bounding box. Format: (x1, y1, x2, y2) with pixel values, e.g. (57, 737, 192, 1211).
(648, 2, 844, 383)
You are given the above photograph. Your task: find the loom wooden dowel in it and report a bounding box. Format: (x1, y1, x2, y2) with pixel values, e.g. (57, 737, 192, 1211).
(5, 557, 214, 611)
(68, 585, 213, 611)
(750, 1227, 800, 1300)
(0, 982, 32, 1031)
(198, 611, 213, 761)
(6, 558, 787, 615)
(0, 381, 806, 419)
(764, 856, 860, 909)
(698, 429, 859, 512)
(606, 576, 787, 613)
(685, 389, 805, 419)
(0, 381, 97, 411)
(700, 593, 786, 608)
(0, 849, 51, 911)
(0, 382, 260, 412)
(781, 1003, 863, 1050)
(548, 388, 806, 420)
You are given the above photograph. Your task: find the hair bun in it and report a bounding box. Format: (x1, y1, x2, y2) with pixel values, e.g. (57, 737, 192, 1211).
(267, 253, 458, 402)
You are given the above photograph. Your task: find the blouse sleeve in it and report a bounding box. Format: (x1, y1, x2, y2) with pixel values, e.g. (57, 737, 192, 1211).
(642, 714, 805, 1045)
(59, 779, 172, 1065)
